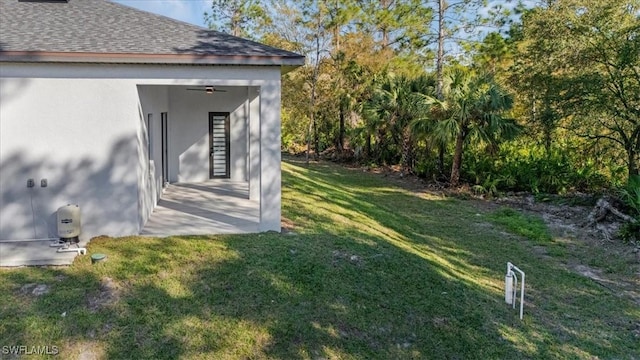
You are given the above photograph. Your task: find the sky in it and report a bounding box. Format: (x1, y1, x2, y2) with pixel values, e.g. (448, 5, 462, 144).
(114, 0, 210, 28)
(112, 0, 531, 59)
(113, 1, 513, 32)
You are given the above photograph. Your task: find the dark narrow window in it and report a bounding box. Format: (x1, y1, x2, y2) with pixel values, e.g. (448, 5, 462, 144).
(209, 112, 231, 179)
(161, 112, 169, 186)
(146, 113, 153, 158)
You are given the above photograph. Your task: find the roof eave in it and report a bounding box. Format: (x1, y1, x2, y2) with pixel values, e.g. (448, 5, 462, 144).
(0, 51, 306, 67)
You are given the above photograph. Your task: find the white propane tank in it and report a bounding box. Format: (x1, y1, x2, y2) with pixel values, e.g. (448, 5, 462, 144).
(57, 204, 81, 240)
(505, 272, 514, 305)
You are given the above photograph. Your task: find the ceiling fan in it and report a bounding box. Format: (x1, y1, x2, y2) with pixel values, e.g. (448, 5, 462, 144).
(186, 86, 227, 94)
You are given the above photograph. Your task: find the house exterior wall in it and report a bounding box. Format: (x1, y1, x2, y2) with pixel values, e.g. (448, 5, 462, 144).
(136, 85, 169, 228)
(249, 87, 261, 201)
(258, 79, 282, 231)
(0, 75, 141, 241)
(167, 86, 248, 183)
(0, 62, 283, 244)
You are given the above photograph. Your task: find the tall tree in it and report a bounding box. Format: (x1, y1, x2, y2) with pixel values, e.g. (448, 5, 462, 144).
(293, 0, 335, 163)
(205, 0, 268, 38)
(326, 0, 360, 154)
(432, 0, 517, 98)
(431, 0, 514, 175)
(435, 68, 520, 186)
(356, 0, 432, 66)
(474, 32, 512, 75)
(518, 0, 640, 179)
(356, 0, 433, 52)
(364, 74, 436, 173)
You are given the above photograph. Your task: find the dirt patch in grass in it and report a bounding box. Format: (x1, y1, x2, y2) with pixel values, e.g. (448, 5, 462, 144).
(281, 216, 296, 234)
(491, 195, 640, 305)
(86, 277, 121, 313)
(66, 340, 106, 360)
(483, 196, 635, 305)
(19, 283, 51, 297)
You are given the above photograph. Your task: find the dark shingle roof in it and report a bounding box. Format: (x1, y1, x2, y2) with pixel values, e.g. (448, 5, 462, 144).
(0, 0, 304, 65)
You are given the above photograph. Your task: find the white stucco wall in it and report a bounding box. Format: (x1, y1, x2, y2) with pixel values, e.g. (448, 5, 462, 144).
(136, 85, 169, 228)
(167, 86, 248, 183)
(258, 79, 282, 231)
(0, 62, 283, 244)
(0, 76, 141, 241)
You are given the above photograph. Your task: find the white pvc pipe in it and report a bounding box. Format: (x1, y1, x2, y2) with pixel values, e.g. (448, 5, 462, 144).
(512, 274, 518, 309)
(507, 262, 526, 320)
(518, 269, 525, 319)
(505, 273, 514, 304)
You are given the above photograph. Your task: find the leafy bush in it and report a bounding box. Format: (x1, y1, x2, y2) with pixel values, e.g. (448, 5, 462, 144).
(617, 175, 640, 243)
(618, 175, 640, 217)
(461, 143, 610, 194)
(619, 222, 640, 243)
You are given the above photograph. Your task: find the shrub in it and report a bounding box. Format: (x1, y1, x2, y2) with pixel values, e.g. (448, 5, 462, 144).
(461, 143, 610, 194)
(618, 175, 640, 217)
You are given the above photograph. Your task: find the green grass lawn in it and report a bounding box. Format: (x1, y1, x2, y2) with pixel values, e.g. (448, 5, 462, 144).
(1, 159, 638, 359)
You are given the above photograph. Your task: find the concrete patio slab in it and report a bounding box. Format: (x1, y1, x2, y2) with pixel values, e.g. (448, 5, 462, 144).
(141, 180, 259, 237)
(0, 240, 87, 267)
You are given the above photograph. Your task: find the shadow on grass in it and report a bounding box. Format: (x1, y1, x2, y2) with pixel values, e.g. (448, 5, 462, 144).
(0, 160, 637, 359)
(279, 161, 639, 358)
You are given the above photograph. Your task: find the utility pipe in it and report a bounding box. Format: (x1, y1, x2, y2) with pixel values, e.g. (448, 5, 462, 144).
(506, 262, 526, 320)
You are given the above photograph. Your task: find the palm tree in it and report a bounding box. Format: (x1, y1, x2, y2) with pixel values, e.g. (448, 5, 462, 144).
(404, 75, 438, 174)
(362, 74, 396, 164)
(364, 74, 435, 173)
(436, 68, 521, 186)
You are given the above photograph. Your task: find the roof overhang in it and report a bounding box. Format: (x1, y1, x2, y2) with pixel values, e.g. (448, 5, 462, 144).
(0, 51, 306, 68)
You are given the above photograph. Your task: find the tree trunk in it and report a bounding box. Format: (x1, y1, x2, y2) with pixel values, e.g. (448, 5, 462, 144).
(544, 127, 552, 156)
(306, 113, 313, 164)
(542, 99, 554, 156)
(313, 118, 319, 160)
(629, 146, 639, 179)
(338, 101, 345, 152)
(450, 130, 466, 186)
(631, 128, 640, 178)
(375, 128, 386, 163)
(306, 28, 321, 165)
(436, 0, 445, 101)
(435, 0, 446, 176)
(401, 126, 414, 175)
(438, 145, 445, 176)
(380, 0, 390, 49)
(232, 7, 241, 37)
(588, 197, 638, 225)
(365, 130, 371, 159)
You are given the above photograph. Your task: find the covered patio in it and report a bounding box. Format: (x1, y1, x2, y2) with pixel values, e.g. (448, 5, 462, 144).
(137, 82, 282, 236)
(141, 180, 259, 236)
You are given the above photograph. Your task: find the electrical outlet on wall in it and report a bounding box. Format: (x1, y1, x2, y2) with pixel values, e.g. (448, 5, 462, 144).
(41, 179, 48, 187)
(27, 179, 35, 188)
